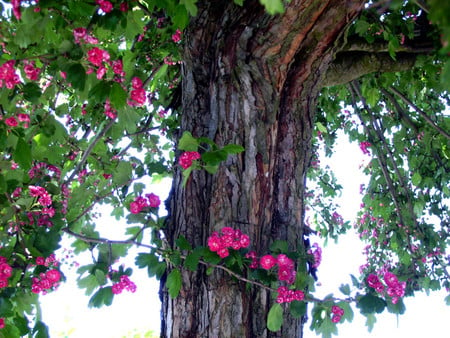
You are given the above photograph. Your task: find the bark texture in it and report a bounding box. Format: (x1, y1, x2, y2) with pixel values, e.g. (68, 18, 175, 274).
(161, 1, 365, 337)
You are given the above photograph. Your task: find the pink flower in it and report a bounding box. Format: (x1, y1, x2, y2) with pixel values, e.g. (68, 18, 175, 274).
(0, 263, 12, 279)
(260, 255, 277, 270)
(172, 29, 182, 43)
(5, 117, 18, 127)
(131, 77, 143, 89)
(87, 47, 110, 67)
(146, 193, 161, 208)
(217, 247, 229, 258)
(383, 272, 398, 287)
(130, 201, 142, 214)
(96, 65, 107, 79)
(331, 314, 341, 323)
(332, 305, 344, 316)
(277, 254, 294, 269)
(129, 88, 146, 106)
(207, 233, 222, 252)
(112, 60, 125, 77)
(359, 141, 371, 155)
(179, 151, 201, 169)
(23, 61, 41, 80)
(17, 113, 30, 122)
(239, 234, 250, 248)
(0, 60, 21, 89)
(45, 269, 61, 283)
(11, 0, 22, 20)
(29, 185, 46, 197)
(96, 0, 113, 13)
(73, 27, 87, 43)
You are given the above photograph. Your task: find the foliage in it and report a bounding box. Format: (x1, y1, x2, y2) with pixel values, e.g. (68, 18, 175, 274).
(0, 0, 448, 337)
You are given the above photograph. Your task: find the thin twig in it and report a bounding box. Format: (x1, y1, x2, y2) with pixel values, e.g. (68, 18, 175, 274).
(65, 119, 115, 184)
(389, 86, 450, 141)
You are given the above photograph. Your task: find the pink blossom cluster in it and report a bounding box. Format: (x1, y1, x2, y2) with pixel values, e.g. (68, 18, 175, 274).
(0, 60, 21, 89)
(29, 185, 52, 207)
(331, 305, 344, 323)
(179, 151, 201, 169)
(359, 141, 371, 155)
(0, 257, 13, 289)
(87, 47, 111, 80)
(4, 113, 30, 128)
(308, 243, 322, 269)
(276, 286, 305, 304)
(104, 98, 117, 119)
(367, 271, 405, 304)
(112, 275, 137, 294)
(172, 29, 182, 43)
(0, 318, 4, 329)
(31, 269, 61, 295)
(35, 254, 59, 268)
(11, 0, 22, 20)
(96, 0, 113, 13)
(129, 193, 161, 214)
(245, 251, 259, 269)
(23, 60, 41, 81)
(73, 28, 99, 45)
(260, 253, 296, 284)
(28, 162, 61, 180)
(207, 227, 251, 258)
(128, 77, 146, 106)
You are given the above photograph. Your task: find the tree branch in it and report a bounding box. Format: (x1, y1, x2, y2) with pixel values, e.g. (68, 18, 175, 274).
(323, 52, 417, 87)
(388, 86, 450, 141)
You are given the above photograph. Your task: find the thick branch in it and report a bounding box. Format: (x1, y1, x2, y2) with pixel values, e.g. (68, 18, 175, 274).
(323, 52, 417, 87)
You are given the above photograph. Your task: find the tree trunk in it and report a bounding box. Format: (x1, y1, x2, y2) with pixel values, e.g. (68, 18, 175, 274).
(161, 1, 365, 337)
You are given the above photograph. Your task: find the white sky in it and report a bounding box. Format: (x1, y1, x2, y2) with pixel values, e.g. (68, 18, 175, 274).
(40, 134, 449, 337)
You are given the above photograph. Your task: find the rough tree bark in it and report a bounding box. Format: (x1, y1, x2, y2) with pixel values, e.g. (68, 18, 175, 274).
(161, 1, 365, 337)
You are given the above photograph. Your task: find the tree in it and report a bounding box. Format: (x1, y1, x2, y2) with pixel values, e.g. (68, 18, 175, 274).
(0, 0, 448, 337)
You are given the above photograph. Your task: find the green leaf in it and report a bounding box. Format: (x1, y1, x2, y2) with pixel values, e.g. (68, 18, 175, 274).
(0, 298, 13, 317)
(88, 81, 111, 104)
(365, 313, 377, 332)
(135, 253, 166, 279)
(289, 300, 307, 318)
(411, 172, 422, 186)
(113, 161, 132, 186)
(221, 144, 245, 154)
(13, 138, 32, 170)
(176, 235, 192, 251)
(65, 63, 86, 91)
(270, 240, 289, 253)
(202, 150, 227, 165)
(88, 287, 114, 308)
(166, 269, 182, 298)
(178, 131, 199, 151)
(357, 294, 386, 314)
(22, 82, 42, 103)
(267, 303, 283, 332)
(33, 321, 49, 338)
(315, 122, 328, 133)
(259, 0, 284, 14)
(78, 274, 99, 296)
(339, 283, 351, 296)
(180, 0, 198, 16)
(184, 248, 202, 271)
(110, 82, 128, 109)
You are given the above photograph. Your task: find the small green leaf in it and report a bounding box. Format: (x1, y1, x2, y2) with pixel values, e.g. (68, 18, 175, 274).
(13, 138, 32, 170)
(22, 82, 42, 103)
(365, 313, 377, 332)
(259, 0, 284, 14)
(267, 303, 283, 332)
(411, 172, 422, 186)
(180, 0, 198, 16)
(357, 294, 386, 314)
(339, 283, 351, 296)
(201, 150, 227, 165)
(88, 287, 114, 308)
(270, 240, 289, 253)
(166, 269, 182, 298)
(65, 63, 86, 91)
(289, 300, 307, 318)
(178, 131, 199, 151)
(316, 122, 328, 134)
(33, 321, 49, 338)
(110, 82, 128, 109)
(176, 235, 192, 251)
(221, 144, 245, 154)
(184, 247, 203, 271)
